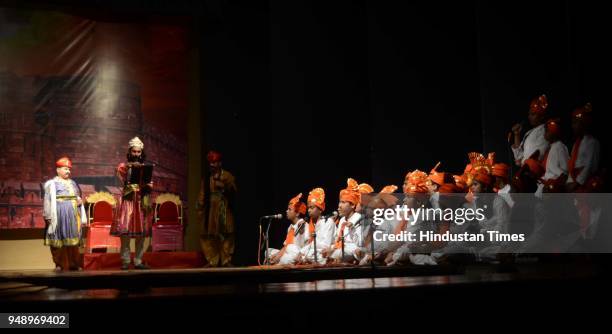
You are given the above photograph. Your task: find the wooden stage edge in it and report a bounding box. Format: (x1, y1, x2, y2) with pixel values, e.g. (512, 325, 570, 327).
(0, 259, 605, 291)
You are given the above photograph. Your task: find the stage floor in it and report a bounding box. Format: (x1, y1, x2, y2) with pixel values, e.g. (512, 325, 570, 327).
(1, 259, 608, 328)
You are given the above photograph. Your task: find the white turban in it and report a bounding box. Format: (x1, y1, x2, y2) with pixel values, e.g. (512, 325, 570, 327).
(129, 136, 144, 149)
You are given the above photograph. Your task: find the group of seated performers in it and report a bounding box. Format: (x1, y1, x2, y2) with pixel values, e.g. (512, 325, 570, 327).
(266, 95, 604, 266)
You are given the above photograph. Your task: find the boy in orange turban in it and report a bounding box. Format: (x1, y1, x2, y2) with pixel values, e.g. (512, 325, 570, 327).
(268, 193, 308, 265)
(325, 179, 364, 264)
(299, 188, 337, 264)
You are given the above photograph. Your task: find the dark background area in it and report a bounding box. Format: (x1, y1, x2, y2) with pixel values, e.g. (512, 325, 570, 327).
(201, 0, 611, 265)
(4, 0, 610, 265)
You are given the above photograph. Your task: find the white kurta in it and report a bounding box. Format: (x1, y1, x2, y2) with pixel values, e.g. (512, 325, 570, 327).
(567, 134, 600, 185)
(497, 184, 514, 208)
(542, 141, 569, 181)
(268, 218, 308, 265)
(300, 217, 336, 264)
(329, 212, 363, 262)
(479, 195, 511, 234)
(389, 214, 429, 265)
(429, 191, 440, 209)
(512, 124, 549, 165)
(536, 141, 569, 197)
(43, 178, 87, 235)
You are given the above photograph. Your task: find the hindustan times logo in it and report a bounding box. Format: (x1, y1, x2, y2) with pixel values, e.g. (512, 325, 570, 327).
(372, 205, 486, 226)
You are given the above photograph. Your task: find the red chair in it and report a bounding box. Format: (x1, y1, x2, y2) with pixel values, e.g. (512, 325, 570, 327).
(85, 192, 121, 252)
(152, 193, 184, 252)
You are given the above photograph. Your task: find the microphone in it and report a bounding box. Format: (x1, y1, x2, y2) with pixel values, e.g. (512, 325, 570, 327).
(261, 214, 283, 219)
(323, 211, 339, 220)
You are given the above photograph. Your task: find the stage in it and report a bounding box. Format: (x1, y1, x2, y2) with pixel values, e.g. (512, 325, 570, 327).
(83, 251, 205, 270)
(1, 258, 608, 328)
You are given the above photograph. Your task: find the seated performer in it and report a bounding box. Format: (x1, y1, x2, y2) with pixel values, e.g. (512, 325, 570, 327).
(298, 188, 336, 264)
(268, 193, 309, 265)
(427, 162, 455, 209)
(511, 94, 550, 166)
(386, 169, 431, 266)
(325, 179, 363, 264)
(357, 185, 403, 265)
(43, 157, 87, 271)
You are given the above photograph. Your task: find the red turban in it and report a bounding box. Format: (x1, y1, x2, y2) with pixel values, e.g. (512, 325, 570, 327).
(530, 94, 549, 115)
(56, 157, 72, 168)
(207, 151, 222, 163)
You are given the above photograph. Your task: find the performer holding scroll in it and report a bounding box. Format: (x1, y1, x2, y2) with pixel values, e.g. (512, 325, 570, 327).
(111, 136, 154, 270)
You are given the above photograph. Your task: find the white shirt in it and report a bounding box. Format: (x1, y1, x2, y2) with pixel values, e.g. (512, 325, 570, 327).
(335, 212, 363, 247)
(429, 191, 440, 209)
(542, 141, 569, 181)
(284, 218, 308, 248)
(497, 184, 514, 208)
(567, 134, 600, 185)
(512, 124, 549, 165)
(300, 217, 336, 254)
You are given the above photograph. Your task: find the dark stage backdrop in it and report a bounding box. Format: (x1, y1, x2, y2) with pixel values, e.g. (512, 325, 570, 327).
(202, 0, 610, 265)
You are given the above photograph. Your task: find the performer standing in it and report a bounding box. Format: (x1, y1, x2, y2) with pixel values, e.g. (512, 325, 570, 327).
(511, 94, 550, 166)
(198, 150, 237, 267)
(111, 137, 153, 270)
(566, 103, 600, 192)
(538, 119, 569, 195)
(566, 103, 602, 239)
(43, 157, 87, 271)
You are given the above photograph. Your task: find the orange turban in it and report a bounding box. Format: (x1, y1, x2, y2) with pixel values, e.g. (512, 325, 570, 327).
(429, 162, 452, 186)
(492, 163, 510, 178)
(339, 189, 360, 206)
(380, 185, 397, 193)
(546, 118, 561, 137)
(523, 152, 545, 179)
(464, 163, 473, 175)
(55, 157, 72, 168)
(405, 169, 429, 194)
(471, 168, 493, 186)
(571, 103, 593, 123)
(288, 193, 307, 215)
(358, 183, 374, 194)
(307, 188, 325, 211)
(340, 178, 361, 206)
(530, 94, 549, 115)
(374, 185, 399, 207)
(438, 183, 460, 194)
(207, 150, 222, 163)
(453, 175, 468, 193)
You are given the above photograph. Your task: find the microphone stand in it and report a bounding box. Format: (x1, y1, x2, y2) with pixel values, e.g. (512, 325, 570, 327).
(370, 222, 376, 270)
(341, 233, 345, 262)
(259, 217, 273, 265)
(312, 218, 318, 264)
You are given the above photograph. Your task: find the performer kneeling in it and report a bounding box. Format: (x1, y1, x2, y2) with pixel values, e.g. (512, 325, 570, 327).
(267, 193, 308, 265)
(43, 157, 87, 271)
